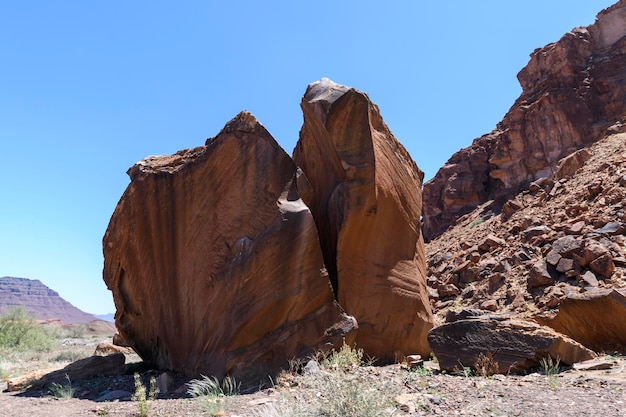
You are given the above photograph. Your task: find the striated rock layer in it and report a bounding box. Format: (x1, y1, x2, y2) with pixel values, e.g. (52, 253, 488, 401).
(293, 79, 434, 361)
(103, 111, 356, 383)
(423, 0, 626, 240)
(0, 276, 97, 324)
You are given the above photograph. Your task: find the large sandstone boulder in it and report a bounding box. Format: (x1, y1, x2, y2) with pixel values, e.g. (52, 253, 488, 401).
(293, 79, 435, 361)
(103, 111, 356, 384)
(423, 1, 626, 240)
(536, 288, 626, 352)
(428, 317, 596, 374)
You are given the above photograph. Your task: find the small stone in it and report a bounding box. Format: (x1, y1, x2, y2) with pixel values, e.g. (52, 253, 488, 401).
(438, 284, 460, 298)
(545, 250, 562, 266)
(303, 360, 321, 374)
(528, 260, 555, 288)
(480, 300, 498, 311)
(580, 271, 599, 287)
(156, 372, 173, 393)
(522, 226, 552, 241)
(587, 179, 603, 199)
(593, 222, 626, 235)
(478, 235, 506, 252)
(565, 221, 586, 235)
(589, 254, 615, 278)
(556, 258, 575, 274)
(96, 390, 133, 402)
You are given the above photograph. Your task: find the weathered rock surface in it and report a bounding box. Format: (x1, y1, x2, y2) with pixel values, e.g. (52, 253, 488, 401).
(423, 1, 626, 240)
(0, 276, 97, 324)
(293, 78, 434, 361)
(428, 317, 595, 374)
(7, 354, 126, 391)
(103, 111, 356, 383)
(536, 288, 626, 352)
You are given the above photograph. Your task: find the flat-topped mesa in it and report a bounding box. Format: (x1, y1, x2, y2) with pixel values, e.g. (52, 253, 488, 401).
(103, 111, 356, 384)
(294, 78, 435, 361)
(423, 1, 626, 241)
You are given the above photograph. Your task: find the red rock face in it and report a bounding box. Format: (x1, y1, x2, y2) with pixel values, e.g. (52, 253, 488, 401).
(536, 288, 626, 352)
(103, 112, 356, 383)
(423, 1, 626, 240)
(293, 79, 435, 361)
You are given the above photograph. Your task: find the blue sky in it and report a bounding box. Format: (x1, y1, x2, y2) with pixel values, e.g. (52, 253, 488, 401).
(0, 1, 615, 315)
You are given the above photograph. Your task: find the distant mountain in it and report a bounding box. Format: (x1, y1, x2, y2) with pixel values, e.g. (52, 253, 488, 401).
(0, 276, 98, 324)
(93, 313, 115, 323)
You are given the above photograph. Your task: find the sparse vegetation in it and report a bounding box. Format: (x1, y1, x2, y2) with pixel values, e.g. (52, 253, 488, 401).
(540, 356, 561, 388)
(187, 375, 240, 416)
(132, 373, 159, 417)
(475, 352, 500, 377)
(254, 344, 394, 417)
(48, 374, 75, 399)
(321, 340, 371, 368)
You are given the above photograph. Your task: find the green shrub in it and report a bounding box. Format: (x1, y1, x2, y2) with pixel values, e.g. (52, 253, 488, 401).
(48, 374, 75, 399)
(0, 307, 56, 351)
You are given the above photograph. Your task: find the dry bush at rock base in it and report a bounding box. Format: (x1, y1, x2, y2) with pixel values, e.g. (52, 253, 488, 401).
(474, 352, 500, 377)
(254, 372, 394, 417)
(254, 344, 394, 417)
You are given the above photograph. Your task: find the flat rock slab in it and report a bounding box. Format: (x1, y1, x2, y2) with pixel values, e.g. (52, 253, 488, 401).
(427, 318, 595, 374)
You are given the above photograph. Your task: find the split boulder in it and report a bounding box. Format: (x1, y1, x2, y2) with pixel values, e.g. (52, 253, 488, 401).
(103, 111, 356, 384)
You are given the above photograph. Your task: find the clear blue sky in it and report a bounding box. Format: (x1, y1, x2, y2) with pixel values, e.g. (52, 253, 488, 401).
(0, 1, 615, 315)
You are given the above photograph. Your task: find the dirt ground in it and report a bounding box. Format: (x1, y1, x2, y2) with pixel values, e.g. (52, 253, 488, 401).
(2, 357, 625, 417)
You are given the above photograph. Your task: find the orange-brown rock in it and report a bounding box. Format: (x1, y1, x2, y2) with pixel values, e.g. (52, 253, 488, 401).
(293, 78, 434, 361)
(423, 1, 626, 240)
(536, 288, 626, 352)
(103, 111, 356, 384)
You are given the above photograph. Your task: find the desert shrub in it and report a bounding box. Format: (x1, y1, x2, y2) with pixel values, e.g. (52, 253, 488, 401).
(0, 307, 56, 351)
(132, 373, 159, 417)
(255, 372, 393, 417)
(321, 341, 369, 369)
(474, 352, 500, 377)
(48, 374, 75, 399)
(540, 356, 561, 388)
(188, 375, 240, 416)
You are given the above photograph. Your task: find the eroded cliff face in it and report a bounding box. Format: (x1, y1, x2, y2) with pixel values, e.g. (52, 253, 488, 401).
(293, 79, 435, 361)
(103, 112, 356, 383)
(423, 0, 626, 240)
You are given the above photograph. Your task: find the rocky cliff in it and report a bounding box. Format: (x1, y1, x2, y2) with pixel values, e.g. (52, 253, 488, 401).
(423, 0, 626, 240)
(0, 276, 97, 324)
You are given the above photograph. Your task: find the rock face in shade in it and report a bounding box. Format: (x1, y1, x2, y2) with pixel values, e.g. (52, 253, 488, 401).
(103, 111, 356, 384)
(293, 79, 435, 361)
(423, 1, 626, 240)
